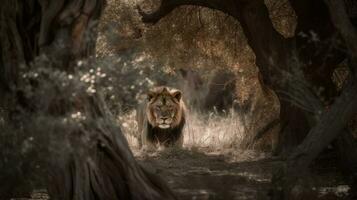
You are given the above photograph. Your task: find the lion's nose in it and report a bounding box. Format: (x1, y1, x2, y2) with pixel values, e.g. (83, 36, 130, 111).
(161, 117, 168, 121)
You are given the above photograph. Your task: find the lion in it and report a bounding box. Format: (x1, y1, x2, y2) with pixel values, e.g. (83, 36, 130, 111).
(136, 86, 186, 148)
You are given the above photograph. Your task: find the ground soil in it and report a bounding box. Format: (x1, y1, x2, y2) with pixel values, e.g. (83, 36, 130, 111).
(14, 147, 351, 200)
(134, 147, 350, 200)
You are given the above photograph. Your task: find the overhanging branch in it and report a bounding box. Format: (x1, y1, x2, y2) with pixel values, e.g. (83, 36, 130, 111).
(325, 0, 357, 76)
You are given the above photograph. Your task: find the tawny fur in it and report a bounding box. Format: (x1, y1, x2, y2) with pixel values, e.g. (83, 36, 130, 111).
(137, 86, 186, 148)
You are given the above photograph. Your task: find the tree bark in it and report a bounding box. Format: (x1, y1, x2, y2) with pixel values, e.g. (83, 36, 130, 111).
(0, 1, 175, 199)
(271, 0, 357, 198)
(288, 79, 357, 171)
(271, 77, 357, 199)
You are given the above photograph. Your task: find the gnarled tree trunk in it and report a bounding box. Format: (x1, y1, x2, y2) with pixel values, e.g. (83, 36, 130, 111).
(0, 1, 175, 199)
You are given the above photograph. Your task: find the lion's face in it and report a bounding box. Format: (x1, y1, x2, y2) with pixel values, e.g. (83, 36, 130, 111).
(147, 87, 182, 129)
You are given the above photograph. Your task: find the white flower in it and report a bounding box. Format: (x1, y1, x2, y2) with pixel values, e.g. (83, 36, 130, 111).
(70, 111, 86, 121)
(86, 86, 96, 94)
(80, 74, 89, 82)
(122, 122, 129, 128)
(77, 60, 83, 66)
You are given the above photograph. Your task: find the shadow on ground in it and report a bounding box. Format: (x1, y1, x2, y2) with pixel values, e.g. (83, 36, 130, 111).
(12, 147, 350, 200)
(135, 148, 350, 200)
(136, 148, 278, 200)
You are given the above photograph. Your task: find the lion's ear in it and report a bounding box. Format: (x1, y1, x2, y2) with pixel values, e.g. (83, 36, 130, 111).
(172, 90, 182, 101)
(147, 91, 156, 101)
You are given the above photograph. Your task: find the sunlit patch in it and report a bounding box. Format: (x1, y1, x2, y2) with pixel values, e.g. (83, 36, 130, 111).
(183, 110, 246, 151)
(175, 189, 214, 199)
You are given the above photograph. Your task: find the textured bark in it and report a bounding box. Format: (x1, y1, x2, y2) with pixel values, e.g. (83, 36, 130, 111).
(325, 0, 357, 74)
(272, 0, 357, 198)
(271, 78, 357, 199)
(289, 0, 346, 99)
(289, 79, 357, 171)
(0, 1, 175, 199)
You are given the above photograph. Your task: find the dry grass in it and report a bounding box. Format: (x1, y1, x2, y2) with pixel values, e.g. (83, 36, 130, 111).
(118, 108, 253, 153)
(183, 110, 245, 151)
(117, 110, 140, 149)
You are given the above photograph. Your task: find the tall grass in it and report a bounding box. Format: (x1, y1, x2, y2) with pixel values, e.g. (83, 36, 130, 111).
(118, 108, 251, 152)
(183, 110, 246, 151)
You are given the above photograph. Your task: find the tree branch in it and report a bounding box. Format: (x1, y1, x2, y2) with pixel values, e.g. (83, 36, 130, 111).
(288, 77, 357, 170)
(325, 0, 357, 76)
(38, 0, 65, 46)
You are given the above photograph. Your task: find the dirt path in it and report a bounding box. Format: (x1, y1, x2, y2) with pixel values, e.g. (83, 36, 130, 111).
(135, 148, 350, 200)
(15, 148, 350, 200)
(136, 148, 278, 200)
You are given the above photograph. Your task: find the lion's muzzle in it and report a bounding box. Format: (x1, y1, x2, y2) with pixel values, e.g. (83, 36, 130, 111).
(157, 117, 173, 129)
